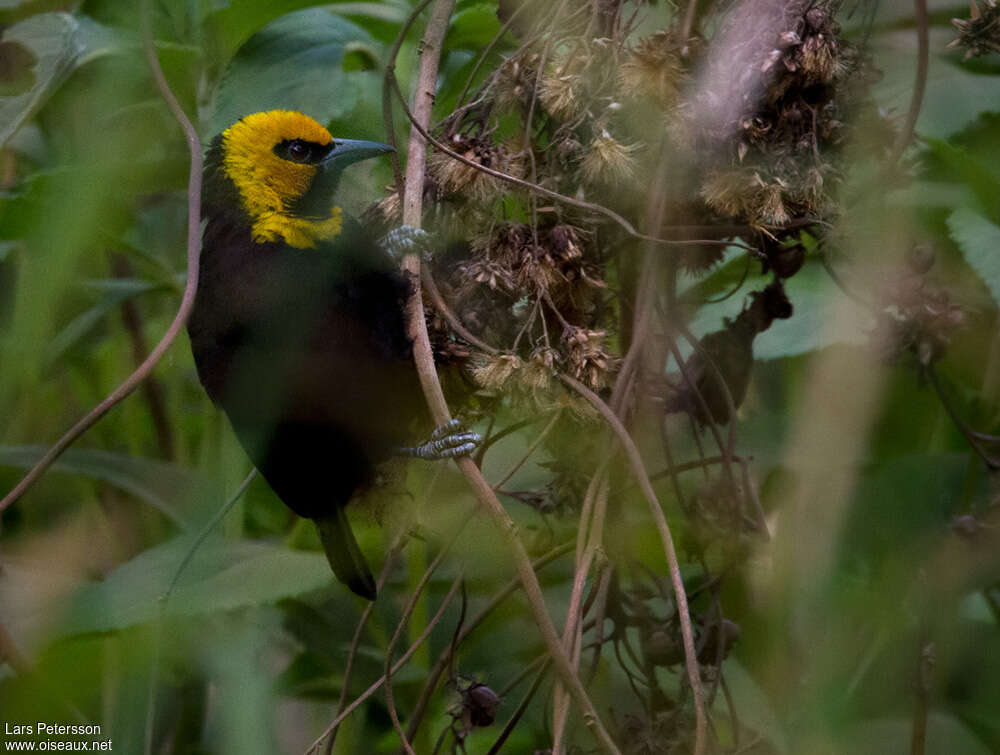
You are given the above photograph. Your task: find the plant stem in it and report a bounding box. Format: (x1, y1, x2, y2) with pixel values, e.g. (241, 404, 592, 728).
(0, 0, 203, 514)
(396, 0, 622, 751)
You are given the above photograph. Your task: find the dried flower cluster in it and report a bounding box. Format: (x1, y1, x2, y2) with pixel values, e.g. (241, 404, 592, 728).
(950, 0, 1000, 59)
(618, 31, 688, 107)
(872, 248, 968, 367)
(427, 134, 523, 202)
(689, 0, 885, 229)
(434, 221, 613, 395)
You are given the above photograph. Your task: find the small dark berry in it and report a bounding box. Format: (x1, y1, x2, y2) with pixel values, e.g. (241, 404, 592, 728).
(466, 684, 500, 727)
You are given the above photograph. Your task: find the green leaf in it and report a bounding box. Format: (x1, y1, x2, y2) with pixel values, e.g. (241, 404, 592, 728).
(209, 7, 381, 135)
(329, 1, 409, 24)
(57, 536, 333, 635)
(44, 278, 164, 365)
(445, 3, 502, 51)
(840, 713, 991, 755)
(872, 29, 1000, 140)
(713, 660, 788, 753)
(923, 137, 1000, 218)
(960, 592, 999, 624)
(203, 0, 328, 60)
(0, 446, 196, 524)
(947, 207, 1000, 308)
(0, 13, 119, 146)
(0, 0, 70, 24)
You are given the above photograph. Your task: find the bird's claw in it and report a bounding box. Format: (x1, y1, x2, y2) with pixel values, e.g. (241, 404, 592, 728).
(381, 225, 432, 261)
(399, 418, 481, 460)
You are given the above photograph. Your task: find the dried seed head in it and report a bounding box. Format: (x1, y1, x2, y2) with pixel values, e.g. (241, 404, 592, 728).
(538, 50, 590, 120)
(531, 346, 561, 371)
(550, 224, 584, 261)
(563, 327, 615, 389)
(458, 259, 516, 293)
(950, 0, 1000, 59)
(517, 246, 563, 293)
(799, 32, 838, 83)
(470, 353, 523, 390)
(871, 265, 968, 366)
(494, 51, 541, 111)
(427, 136, 521, 202)
(519, 351, 555, 392)
(757, 181, 790, 225)
(619, 31, 686, 105)
(581, 129, 640, 184)
(700, 169, 753, 219)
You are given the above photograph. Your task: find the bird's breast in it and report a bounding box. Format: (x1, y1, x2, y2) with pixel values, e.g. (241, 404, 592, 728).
(188, 220, 423, 460)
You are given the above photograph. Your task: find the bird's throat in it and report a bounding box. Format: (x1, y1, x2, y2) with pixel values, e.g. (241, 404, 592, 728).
(250, 205, 344, 249)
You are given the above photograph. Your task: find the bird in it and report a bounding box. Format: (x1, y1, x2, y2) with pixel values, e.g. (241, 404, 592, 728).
(188, 110, 478, 599)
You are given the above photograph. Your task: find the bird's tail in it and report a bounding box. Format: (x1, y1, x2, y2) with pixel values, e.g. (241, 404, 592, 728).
(315, 508, 377, 600)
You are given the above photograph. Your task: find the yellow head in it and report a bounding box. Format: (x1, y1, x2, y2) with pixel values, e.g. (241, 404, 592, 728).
(216, 110, 392, 249)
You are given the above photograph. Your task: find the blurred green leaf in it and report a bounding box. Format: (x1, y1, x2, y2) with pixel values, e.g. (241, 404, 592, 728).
(0, 239, 17, 262)
(960, 592, 999, 624)
(922, 136, 1000, 219)
(58, 536, 333, 635)
(0, 0, 70, 24)
(0, 446, 196, 524)
(329, 1, 410, 24)
(209, 7, 381, 135)
(44, 278, 165, 365)
(947, 207, 1000, 308)
(445, 3, 502, 50)
(873, 28, 1000, 140)
(840, 712, 991, 754)
(0, 12, 120, 146)
(203, 0, 328, 60)
(714, 660, 788, 753)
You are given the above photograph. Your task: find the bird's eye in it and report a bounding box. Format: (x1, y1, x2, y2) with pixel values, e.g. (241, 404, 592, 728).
(287, 141, 310, 162)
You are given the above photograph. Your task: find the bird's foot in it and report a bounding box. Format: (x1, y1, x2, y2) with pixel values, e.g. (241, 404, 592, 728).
(398, 418, 481, 460)
(381, 225, 431, 262)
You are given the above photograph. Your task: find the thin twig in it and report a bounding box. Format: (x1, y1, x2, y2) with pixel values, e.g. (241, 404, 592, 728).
(486, 658, 553, 755)
(0, 0, 203, 514)
(382, 0, 438, 193)
(145, 469, 257, 755)
(453, 1, 526, 110)
(401, 541, 575, 743)
(680, 0, 699, 41)
(422, 267, 500, 354)
(928, 366, 1000, 470)
(303, 576, 463, 754)
(113, 255, 176, 460)
(386, 562, 464, 755)
(559, 373, 707, 755)
(552, 468, 609, 754)
(911, 640, 935, 755)
(163, 470, 257, 600)
(322, 549, 402, 755)
(396, 0, 622, 750)
(388, 72, 752, 251)
(667, 332, 740, 497)
(888, 0, 929, 166)
(491, 409, 562, 491)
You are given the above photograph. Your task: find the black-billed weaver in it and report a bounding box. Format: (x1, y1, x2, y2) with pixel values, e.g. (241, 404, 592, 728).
(188, 110, 478, 599)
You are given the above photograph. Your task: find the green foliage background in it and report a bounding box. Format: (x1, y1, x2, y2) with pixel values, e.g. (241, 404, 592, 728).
(0, 0, 998, 752)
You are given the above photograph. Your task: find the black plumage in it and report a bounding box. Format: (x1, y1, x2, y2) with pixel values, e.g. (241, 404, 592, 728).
(188, 124, 425, 599)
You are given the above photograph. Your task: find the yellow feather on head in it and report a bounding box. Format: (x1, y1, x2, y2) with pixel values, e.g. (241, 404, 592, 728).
(221, 110, 343, 249)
